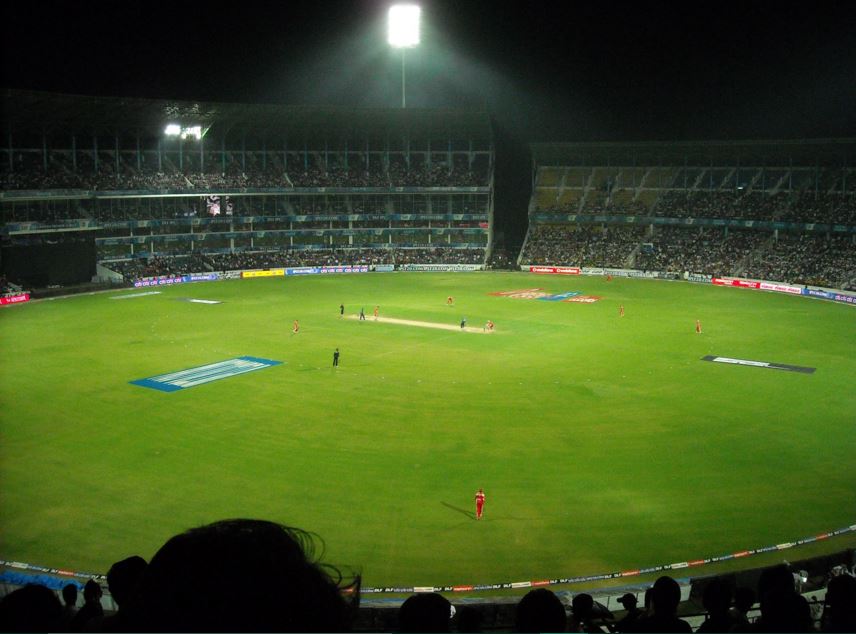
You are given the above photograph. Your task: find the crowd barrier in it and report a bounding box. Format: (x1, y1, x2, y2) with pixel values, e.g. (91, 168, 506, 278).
(520, 265, 855, 305)
(3, 523, 853, 595)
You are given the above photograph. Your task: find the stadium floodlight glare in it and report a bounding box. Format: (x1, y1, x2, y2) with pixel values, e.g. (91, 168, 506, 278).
(164, 124, 203, 140)
(387, 5, 421, 109)
(388, 4, 420, 48)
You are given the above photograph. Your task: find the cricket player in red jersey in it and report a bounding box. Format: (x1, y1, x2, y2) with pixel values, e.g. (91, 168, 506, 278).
(475, 488, 486, 520)
(696, 319, 702, 334)
(447, 295, 454, 306)
(292, 319, 300, 334)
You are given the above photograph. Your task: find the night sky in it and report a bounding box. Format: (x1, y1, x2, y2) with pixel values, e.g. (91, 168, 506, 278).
(3, 0, 856, 242)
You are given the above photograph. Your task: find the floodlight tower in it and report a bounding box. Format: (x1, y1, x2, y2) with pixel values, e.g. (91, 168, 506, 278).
(388, 4, 421, 108)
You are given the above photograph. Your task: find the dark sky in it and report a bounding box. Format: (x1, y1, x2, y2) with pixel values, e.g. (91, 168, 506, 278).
(3, 1, 856, 244)
(4, 0, 856, 142)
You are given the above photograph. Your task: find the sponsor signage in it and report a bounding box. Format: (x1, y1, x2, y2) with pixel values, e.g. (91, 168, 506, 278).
(687, 273, 713, 283)
(398, 263, 483, 272)
(490, 288, 599, 303)
(285, 265, 369, 276)
(131, 356, 283, 392)
(529, 266, 581, 275)
(134, 273, 220, 287)
(759, 282, 802, 295)
(373, 264, 395, 272)
(701, 355, 815, 374)
(803, 288, 856, 304)
(187, 273, 219, 283)
(711, 277, 760, 289)
(0, 293, 31, 306)
(241, 269, 285, 278)
(538, 291, 581, 301)
(134, 276, 184, 287)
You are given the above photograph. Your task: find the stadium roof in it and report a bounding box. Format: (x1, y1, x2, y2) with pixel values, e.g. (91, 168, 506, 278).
(531, 139, 856, 166)
(0, 90, 493, 142)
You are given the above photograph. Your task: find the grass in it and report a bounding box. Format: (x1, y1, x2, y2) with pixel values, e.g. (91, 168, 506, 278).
(0, 271, 854, 591)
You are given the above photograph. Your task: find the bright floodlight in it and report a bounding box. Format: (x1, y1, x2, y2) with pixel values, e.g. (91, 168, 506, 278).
(164, 124, 181, 136)
(388, 5, 420, 48)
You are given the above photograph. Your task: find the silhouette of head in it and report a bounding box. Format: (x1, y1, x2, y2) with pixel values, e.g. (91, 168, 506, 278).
(515, 588, 566, 633)
(107, 555, 147, 607)
(572, 593, 595, 620)
(138, 519, 354, 632)
(0, 584, 63, 632)
(824, 574, 856, 631)
(702, 578, 732, 617)
(398, 592, 452, 633)
(62, 583, 78, 607)
(651, 576, 681, 616)
(734, 586, 756, 614)
(82, 579, 102, 604)
(757, 564, 795, 601)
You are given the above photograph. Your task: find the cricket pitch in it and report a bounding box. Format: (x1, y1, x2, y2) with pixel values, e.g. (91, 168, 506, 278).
(347, 315, 493, 333)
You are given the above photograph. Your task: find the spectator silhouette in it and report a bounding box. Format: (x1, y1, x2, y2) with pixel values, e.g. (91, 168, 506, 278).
(398, 592, 452, 633)
(515, 588, 567, 633)
(454, 605, 482, 632)
(60, 583, 79, 629)
(100, 555, 147, 632)
(134, 518, 355, 632)
(70, 579, 104, 632)
(635, 576, 691, 632)
(0, 584, 63, 632)
(729, 586, 756, 630)
(613, 593, 643, 632)
(822, 574, 856, 632)
(696, 578, 734, 633)
(752, 564, 811, 633)
(571, 593, 608, 632)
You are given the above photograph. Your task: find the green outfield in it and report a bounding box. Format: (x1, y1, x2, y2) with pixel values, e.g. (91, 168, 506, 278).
(1, 271, 854, 590)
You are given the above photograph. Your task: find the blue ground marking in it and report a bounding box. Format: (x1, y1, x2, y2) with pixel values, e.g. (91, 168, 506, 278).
(130, 356, 283, 392)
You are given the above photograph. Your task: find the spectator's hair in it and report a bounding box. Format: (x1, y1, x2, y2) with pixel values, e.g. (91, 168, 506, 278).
(0, 584, 63, 632)
(515, 588, 566, 633)
(136, 518, 356, 632)
(397, 592, 452, 633)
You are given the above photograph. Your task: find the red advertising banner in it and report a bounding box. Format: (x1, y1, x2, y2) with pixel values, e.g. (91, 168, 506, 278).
(711, 278, 760, 289)
(0, 293, 31, 306)
(529, 266, 581, 275)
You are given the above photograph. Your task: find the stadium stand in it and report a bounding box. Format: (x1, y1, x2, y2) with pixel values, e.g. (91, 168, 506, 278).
(0, 90, 493, 292)
(521, 140, 856, 289)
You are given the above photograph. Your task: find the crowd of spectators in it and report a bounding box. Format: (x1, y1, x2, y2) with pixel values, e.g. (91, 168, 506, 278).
(743, 234, 856, 288)
(632, 228, 767, 277)
(775, 192, 856, 225)
(102, 247, 486, 280)
(104, 254, 212, 280)
(1, 162, 488, 192)
(1, 517, 853, 633)
(533, 189, 855, 225)
(519, 225, 647, 268)
(487, 247, 516, 269)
